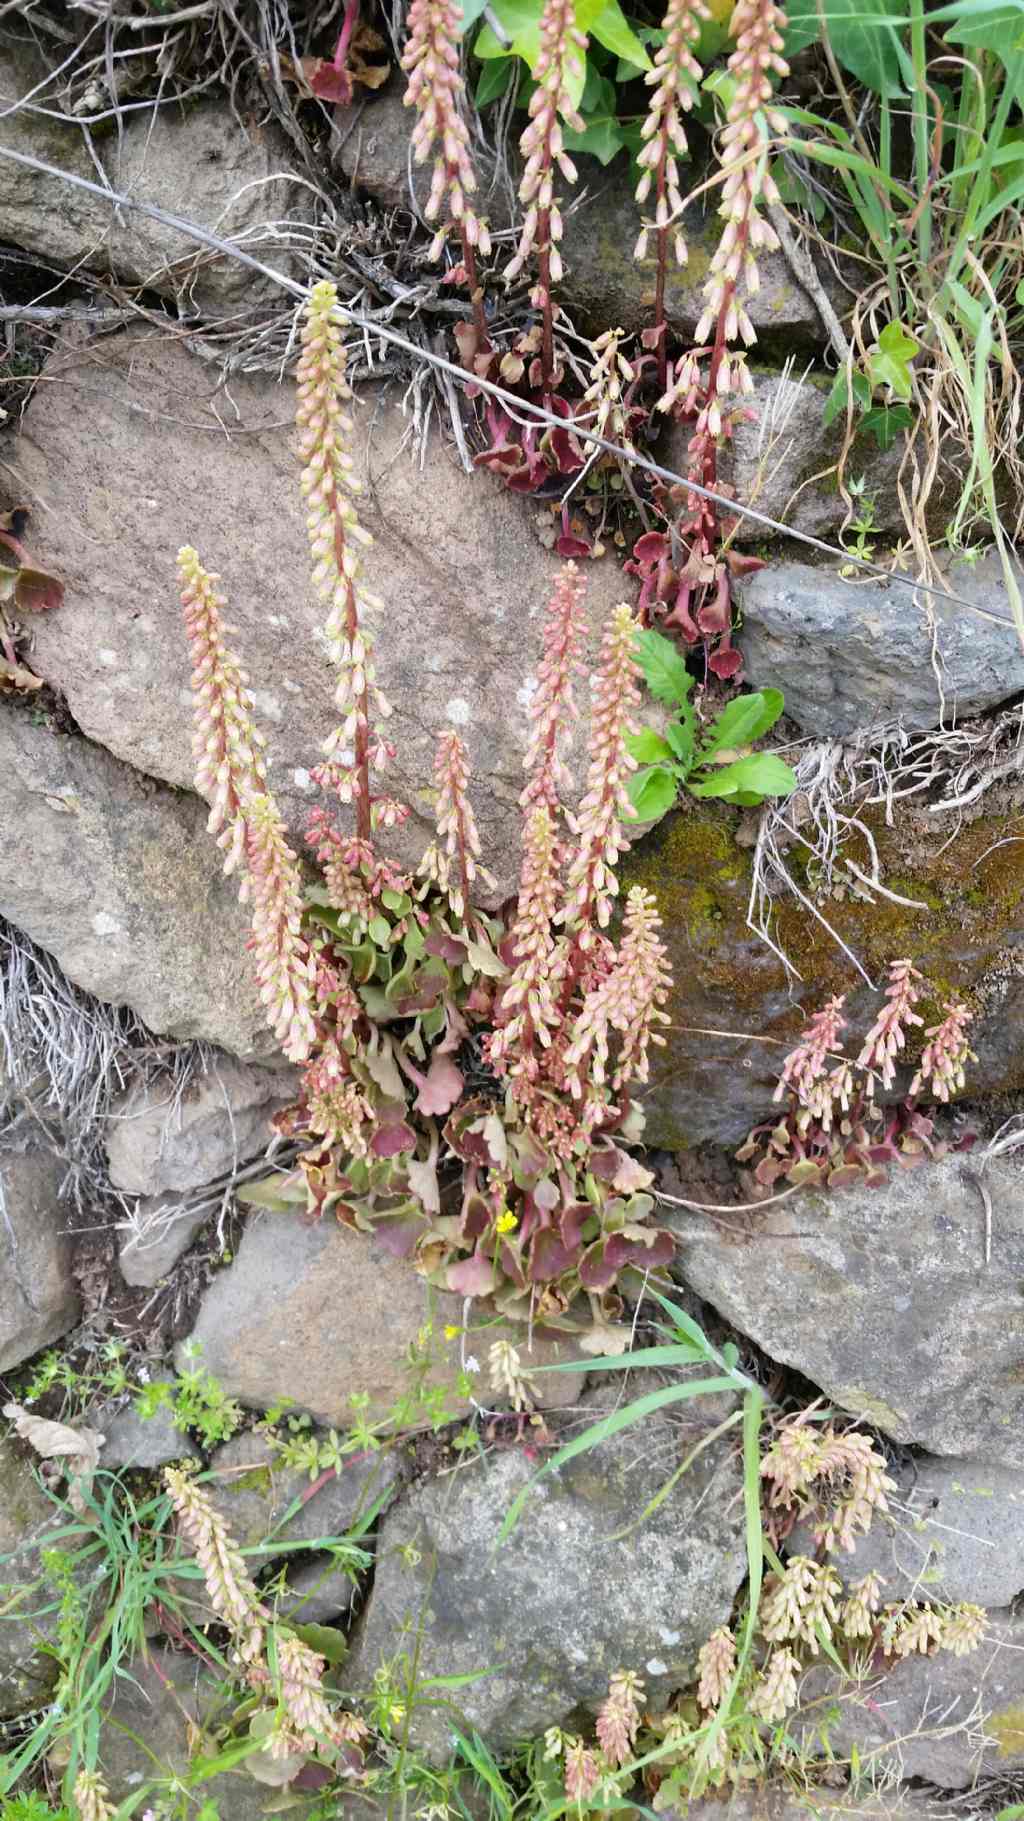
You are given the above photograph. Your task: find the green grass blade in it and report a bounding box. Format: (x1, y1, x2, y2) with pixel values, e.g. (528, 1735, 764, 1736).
(497, 1377, 739, 1544)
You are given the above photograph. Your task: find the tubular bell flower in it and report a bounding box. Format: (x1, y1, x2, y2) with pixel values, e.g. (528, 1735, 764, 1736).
(857, 958, 924, 1091)
(696, 1626, 736, 1711)
(402, 0, 491, 264)
(595, 1669, 645, 1766)
(582, 329, 636, 448)
(694, 0, 789, 348)
(73, 1772, 115, 1821)
(749, 1648, 800, 1724)
(506, 0, 587, 385)
(178, 546, 266, 874)
(562, 603, 642, 944)
(842, 1571, 884, 1641)
(165, 1466, 267, 1664)
(909, 1000, 976, 1102)
(297, 280, 390, 842)
(273, 1632, 366, 1756)
(418, 729, 494, 921)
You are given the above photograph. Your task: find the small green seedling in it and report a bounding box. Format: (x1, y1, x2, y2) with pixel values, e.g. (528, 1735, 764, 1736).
(626, 629, 797, 818)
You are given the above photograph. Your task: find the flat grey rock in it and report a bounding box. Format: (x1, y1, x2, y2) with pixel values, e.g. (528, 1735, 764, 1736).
(346, 1377, 747, 1758)
(0, 1141, 79, 1371)
(735, 551, 1024, 735)
(670, 1152, 1024, 1465)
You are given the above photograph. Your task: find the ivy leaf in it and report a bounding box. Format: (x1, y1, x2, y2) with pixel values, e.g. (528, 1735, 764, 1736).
(822, 366, 872, 427)
(562, 111, 626, 163)
(634, 628, 693, 707)
(578, 0, 653, 69)
(689, 753, 798, 801)
(859, 403, 912, 450)
(475, 56, 515, 104)
(625, 727, 675, 763)
(626, 765, 679, 821)
(867, 321, 919, 400)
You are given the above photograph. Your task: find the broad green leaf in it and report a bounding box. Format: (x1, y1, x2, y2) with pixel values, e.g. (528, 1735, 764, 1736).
(474, 0, 544, 70)
(1017, 277, 1024, 306)
(858, 403, 912, 449)
(475, 56, 515, 104)
(941, 0, 1024, 55)
(626, 727, 675, 763)
(701, 688, 784, 759)
(822, 366, 871, 427)
(579, 0, 653, 68)
(689, 752, 797, 800)
(626, 764, 679, 821)
(634, 627, 693, 707)
(867, 320, 919, 400)
(786, 0, 910, 94)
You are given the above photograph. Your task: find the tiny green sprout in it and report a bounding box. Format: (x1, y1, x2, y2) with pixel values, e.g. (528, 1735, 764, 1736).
(626, 629, 797, 820)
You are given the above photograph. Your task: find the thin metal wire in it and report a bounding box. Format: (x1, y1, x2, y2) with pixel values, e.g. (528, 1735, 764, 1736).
(1, 142, 1019, 631)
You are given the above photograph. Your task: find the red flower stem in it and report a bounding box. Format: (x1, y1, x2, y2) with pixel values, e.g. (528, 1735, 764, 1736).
(460, 228, 490, 351)
(538, 215, 555, 393)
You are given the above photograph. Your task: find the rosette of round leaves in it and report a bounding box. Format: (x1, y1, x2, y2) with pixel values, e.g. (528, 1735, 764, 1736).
(240, 879, 674, 1335)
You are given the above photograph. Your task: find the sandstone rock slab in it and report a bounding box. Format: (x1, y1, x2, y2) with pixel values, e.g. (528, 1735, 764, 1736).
(670, 1153, 1024, 1464)
(106, 1059, 295, 1197)
(0, 37, 308, 315)
(0, 1141, 79, 1371)
(735, 551, 1024, 735)
(118, 1193, 217, 1288)
(345, 1382, 747, 1757)
(0, 704, 266, 1054)
(793, 1612, 1024, 1790)
(177, 1210, 588, 1424)
(17, 325, 629, 900)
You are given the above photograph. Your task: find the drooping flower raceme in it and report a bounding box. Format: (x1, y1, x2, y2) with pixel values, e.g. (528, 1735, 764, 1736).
(562, 603, 642, 945)
(177, 549, 316, 1063)
(402, 0, 491, 263)
(297, 280, 390, 841)
(74, 1772, 115, 1821)
(165, 1466, 267, 1665)
(506, 0, 587, 384)
(694, 0, 789, 348)
(419, 729, 495, 922)
(595, 1669, 645, 1766)
(179, 546, 267, 877)
(521, 561, 588, 824)
(635, 0, 709, 269)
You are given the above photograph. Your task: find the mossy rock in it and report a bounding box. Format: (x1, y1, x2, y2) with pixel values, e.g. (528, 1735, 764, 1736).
(623, 795, 1024, 1148)
(0, 1434, 67, 1717)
